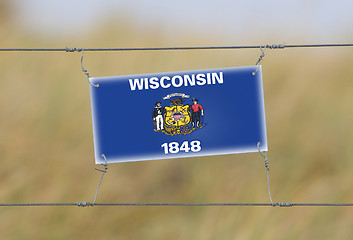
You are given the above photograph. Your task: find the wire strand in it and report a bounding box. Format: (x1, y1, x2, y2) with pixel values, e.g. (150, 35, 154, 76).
(1, 42, 353, 208)
(257, 142, 274, 205)
(0, 202, 353, 207)
(93, 154, 108, 205)
(0, 43, 353, 52)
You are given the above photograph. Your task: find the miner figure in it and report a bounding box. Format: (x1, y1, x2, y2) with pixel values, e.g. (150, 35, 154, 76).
(191, 98, 204, 128)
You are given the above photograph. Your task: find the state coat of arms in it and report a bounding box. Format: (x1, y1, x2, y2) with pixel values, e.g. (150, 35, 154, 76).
(152, 93, 204, 135)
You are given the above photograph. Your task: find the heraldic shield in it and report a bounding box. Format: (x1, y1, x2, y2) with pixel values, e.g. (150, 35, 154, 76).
(153, 94, 204, 136)
(165, 105, 191, 127)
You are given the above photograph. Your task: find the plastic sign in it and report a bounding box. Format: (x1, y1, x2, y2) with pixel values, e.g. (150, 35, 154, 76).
(90, 66, 267, 164)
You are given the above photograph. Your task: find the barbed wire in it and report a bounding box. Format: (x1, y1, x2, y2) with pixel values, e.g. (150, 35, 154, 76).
(0, 43, 352, 52)
(1, 202, 353, 207)
(1, 42, 353, 208)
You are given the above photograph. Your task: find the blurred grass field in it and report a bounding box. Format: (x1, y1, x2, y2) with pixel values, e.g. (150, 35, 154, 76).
(1, 9, 353, 240)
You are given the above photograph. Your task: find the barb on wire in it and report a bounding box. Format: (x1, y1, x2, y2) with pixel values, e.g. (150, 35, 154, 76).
(80, 49, 99, 87)
(76, 202, 92, 207)
(65, 47, 82, 53)
(92, 154, 108, 206)
(266, 43, 286, 49)
(257, 142, 274, 206)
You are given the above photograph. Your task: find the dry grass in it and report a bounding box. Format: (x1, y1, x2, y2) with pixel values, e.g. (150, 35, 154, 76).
(1, 20, 353, 240)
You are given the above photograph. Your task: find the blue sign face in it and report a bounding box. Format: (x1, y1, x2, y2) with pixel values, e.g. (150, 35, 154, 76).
(90, 66, 267, 164)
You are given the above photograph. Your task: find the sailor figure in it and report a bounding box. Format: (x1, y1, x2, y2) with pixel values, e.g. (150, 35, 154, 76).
(153, 102, 165, 131)
(191, 98, 204, 128)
